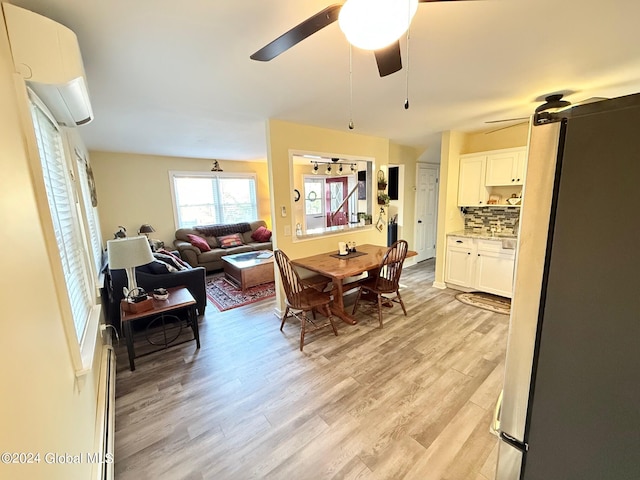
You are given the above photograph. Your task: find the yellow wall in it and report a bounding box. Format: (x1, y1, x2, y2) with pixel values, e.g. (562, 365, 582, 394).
(433, 125, 529, 286)
(0, 7, 102, 479)
(389, 142, 421, 249)
(90, 152, 271, 247)
(267, 119, 393, 258)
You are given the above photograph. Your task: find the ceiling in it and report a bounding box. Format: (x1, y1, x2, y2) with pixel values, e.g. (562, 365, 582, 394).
(8, 0, 640, 161)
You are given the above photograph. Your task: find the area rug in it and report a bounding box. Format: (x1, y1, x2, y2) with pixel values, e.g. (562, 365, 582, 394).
(206, 276, 275, 312)
(455, 292, 511, 315)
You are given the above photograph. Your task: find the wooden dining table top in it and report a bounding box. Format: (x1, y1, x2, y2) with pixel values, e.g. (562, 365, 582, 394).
(291, 243, 416, 279)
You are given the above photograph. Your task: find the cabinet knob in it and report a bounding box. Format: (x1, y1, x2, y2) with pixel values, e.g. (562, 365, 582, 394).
(517, 178, 520, 182)
(479, 201, 483, 204)
(477, 254, 481, 256)
(467, 252, 471, 255)
(512, 179, 515, 182)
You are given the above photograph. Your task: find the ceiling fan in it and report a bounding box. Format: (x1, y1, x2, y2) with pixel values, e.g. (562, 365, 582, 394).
(485, 94, 607, 134)
(250, 0, 474, 77)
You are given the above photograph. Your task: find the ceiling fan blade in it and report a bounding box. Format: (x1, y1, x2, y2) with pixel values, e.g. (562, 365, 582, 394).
(485, 117, 529, 124)
(250, 5, 343, 61)
(485, 121, 529, 135)
(374, 41, 402, 77)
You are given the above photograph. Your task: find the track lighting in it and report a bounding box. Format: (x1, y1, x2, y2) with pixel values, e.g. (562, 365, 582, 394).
(309, 159, 358, 176)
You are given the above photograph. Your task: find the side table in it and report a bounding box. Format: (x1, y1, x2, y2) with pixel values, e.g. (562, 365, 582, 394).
(120, 286, 200, 371)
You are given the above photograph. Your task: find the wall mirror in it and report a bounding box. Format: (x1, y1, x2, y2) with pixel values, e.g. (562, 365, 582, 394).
(291, 153, 374, 238)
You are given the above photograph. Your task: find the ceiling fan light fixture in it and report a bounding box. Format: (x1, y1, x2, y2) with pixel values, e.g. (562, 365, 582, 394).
(338, 0, 418, 51)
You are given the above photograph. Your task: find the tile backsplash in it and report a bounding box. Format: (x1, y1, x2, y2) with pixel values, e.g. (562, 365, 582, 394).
(464, 206, 521, 233)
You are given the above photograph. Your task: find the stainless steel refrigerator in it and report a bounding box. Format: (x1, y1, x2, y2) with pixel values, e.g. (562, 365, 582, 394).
(495, 94, 640, 479)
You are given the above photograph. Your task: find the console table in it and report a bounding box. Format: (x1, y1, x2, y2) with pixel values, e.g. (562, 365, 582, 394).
(120, 286, 200, 371)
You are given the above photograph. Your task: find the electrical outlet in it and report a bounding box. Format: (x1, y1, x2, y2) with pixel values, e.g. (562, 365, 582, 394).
(284, 225, 291, 236)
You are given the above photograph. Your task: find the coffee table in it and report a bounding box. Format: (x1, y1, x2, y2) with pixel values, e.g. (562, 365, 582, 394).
(222, 251, 275, 291)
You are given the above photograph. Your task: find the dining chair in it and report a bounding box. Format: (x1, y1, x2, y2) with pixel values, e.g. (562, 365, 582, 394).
(351, 240, 409, 328)
(274, 249, 338, 350)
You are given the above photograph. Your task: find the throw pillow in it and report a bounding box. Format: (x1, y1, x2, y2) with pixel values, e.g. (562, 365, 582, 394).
(251, 225, 272, 243)
(217, 233, 244, 248)
(187, 234, 211, 252)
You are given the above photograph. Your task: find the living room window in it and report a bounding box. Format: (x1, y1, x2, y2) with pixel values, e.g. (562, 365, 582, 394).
(170, 172, 258, 228)
(29, 94, 95, 346)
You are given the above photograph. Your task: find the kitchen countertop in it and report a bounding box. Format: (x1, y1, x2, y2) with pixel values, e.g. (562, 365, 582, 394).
(448, 230, 518, 240)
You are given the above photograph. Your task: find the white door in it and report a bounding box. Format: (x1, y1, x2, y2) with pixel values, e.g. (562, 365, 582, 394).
(415, 163, 439, 261)
(303, 177, 325, 230)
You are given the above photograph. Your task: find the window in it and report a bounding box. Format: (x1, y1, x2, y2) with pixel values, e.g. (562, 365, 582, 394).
(29, 95, 93, 343)
(170, 172, 258, 228)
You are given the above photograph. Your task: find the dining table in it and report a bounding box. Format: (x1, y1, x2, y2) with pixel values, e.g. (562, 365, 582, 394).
(291, 243, 416, 325)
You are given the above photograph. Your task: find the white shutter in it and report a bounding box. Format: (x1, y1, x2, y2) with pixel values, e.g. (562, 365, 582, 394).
(30, 99, 92, 342)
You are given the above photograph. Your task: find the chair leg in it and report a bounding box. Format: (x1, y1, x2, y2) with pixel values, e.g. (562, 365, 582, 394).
(352, 287, 363, 315)
(396, 290, 407, 316)
(299, 311, 307, 351)
(280, 306, 289, 331)
(377, 294, 384, 328)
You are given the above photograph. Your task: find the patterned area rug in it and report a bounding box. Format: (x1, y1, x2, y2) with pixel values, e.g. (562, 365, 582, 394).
(206, 276, 276, 312)
(455, 292, 511, 315)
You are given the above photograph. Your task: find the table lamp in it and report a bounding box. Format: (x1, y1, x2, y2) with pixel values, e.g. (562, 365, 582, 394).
(107, 236, 154, 299)
(138, 224, 155, 237)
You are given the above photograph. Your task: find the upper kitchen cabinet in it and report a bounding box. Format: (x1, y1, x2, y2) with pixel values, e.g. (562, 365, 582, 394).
(485, 148, 527, 186)
(458, 154, 488, 206)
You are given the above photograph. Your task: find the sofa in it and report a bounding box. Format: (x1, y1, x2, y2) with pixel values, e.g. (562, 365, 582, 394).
(105, 250, 207, 330)
(173, 220, 272, 272)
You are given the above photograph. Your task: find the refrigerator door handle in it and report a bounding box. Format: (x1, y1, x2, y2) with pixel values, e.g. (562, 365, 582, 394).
(491, 390, 503, 436)
(500, 431, 529, 453)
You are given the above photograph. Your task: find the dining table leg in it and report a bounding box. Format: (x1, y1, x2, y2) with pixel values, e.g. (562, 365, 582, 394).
(330, 278, 357, 325)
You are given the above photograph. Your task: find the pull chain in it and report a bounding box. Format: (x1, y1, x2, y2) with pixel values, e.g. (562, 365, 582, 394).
(404, 26, 411, 110)
(349, 44, 354, 129)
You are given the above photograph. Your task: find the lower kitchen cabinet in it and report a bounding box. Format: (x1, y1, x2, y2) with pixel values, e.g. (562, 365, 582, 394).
(446, 236, 516, 298)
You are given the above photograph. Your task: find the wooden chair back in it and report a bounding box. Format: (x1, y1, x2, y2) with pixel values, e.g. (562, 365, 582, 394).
(374, 240, 409, 292)
(274, 249, 305, 308)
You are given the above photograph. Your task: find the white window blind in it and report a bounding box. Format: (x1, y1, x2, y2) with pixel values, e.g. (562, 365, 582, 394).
(75, 149, 103, 275)
(30, 99, 92, 342)
(171, 173, 258, 228)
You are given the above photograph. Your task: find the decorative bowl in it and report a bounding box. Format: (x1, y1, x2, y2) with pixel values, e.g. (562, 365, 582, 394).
(153, 288, 169, 300)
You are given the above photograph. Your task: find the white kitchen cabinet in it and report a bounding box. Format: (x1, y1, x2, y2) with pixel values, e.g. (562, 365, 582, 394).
(474, 240, 516, 298)
(445, 236, 475, 286)
(458, 155, 488, 206)
(485, 148, 527, 186)
(446, 236, 516, 298)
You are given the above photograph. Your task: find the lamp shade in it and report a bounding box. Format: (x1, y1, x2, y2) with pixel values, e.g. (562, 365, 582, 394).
(107, 236, 154, 270)
(107, 236, 154, 298)
(338, 0, 418, 51)
(138, 224, 155, 235)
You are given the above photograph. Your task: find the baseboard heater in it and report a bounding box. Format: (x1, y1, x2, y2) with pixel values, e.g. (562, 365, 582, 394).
(93, 345, 115, 480)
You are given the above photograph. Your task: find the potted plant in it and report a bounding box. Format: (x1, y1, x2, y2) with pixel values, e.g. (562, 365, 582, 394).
(377, 192, 391, 206)
(377, 170, 387, 190)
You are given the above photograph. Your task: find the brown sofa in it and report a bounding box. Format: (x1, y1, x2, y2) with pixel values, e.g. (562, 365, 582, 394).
(173, 220, 272, 272)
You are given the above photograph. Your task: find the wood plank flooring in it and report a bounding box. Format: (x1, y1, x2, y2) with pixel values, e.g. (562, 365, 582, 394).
(114, 259, 509, 480)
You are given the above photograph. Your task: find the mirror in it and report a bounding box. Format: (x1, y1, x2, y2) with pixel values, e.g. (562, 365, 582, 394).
(291, 153, 375, 238)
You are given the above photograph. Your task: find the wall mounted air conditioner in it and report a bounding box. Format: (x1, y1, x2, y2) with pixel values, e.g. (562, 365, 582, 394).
(2, 3, 94, 127)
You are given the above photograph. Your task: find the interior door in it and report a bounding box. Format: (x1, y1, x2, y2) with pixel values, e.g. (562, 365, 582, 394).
(304, 177, 324, 230)
(415, 163, 439, 261)
(325, 177, 348, 226)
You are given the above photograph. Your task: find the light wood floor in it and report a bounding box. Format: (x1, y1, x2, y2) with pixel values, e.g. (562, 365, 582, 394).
(114, 259, 508, 480)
